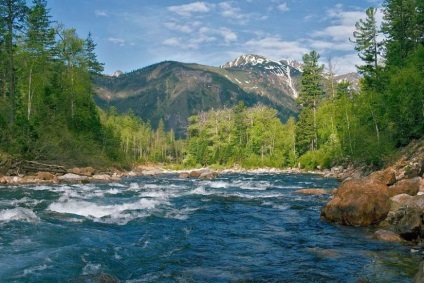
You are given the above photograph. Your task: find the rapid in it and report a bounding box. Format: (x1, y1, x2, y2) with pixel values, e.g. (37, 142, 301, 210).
(0, 173, 420, 282)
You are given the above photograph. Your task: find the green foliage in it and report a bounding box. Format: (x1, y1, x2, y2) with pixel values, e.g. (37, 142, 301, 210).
(294, 1, 424, 169)
(0, 0, 125, 167)
(100, 108, 184, 164)
(185, 104, 290, 168)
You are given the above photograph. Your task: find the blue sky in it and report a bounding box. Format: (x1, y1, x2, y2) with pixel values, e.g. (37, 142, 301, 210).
(46, 0, 383, 75)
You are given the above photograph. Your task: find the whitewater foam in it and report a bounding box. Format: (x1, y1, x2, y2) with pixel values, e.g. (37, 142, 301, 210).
(48, 198, 163, 219)
(0, 207, 40, 223)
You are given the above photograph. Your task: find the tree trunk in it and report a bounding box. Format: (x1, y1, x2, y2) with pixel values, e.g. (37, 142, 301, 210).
(27, 67, 33, 120)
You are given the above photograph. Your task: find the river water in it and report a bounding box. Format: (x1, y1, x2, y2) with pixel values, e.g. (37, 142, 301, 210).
(0, 173, 420, 282)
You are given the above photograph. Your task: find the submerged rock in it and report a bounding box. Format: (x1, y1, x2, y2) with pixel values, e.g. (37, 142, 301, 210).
(199, 171, 219, 179)
(295, 189, 329, 195)
(70, 273, 119, 283)
(179, 172, 190, 178)
(321, 179, 391, 226)
(414, 261, 424, 283)
(372, 229, 404, 243)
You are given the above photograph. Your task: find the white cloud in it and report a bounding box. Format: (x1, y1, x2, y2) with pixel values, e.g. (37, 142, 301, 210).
(162, 33, 217, 50)
(164, 22, 193, 33)
(244, 36, 309, 61)
(168, 2, 214, 17)
(218, 2, 252, 24)
(108, 37, 125, 46)
(326, 53, 361, 74)
(220, 28, 238, 43)
(278, 3, 290, 13)
(219, 2, 240, 17)
(162, 37, 181, 47)
(95, 10, 108, 17)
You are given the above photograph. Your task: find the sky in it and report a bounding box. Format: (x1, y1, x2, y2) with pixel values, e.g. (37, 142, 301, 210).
(45, 0, 384, 75)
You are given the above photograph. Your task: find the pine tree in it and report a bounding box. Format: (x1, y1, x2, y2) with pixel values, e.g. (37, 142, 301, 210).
(350, 7, 381, 85)
(84, 32, 104, 75)
(0, 0, 28, 129)
(382, 0, 422, 67)
(297, 50, 324, 153)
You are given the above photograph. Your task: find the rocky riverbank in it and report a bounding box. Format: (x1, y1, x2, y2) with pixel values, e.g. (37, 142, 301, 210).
(320, 138, 424, 282)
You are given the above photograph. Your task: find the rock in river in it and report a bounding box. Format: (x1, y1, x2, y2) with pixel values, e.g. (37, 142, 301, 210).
(321, 178, 391, 226)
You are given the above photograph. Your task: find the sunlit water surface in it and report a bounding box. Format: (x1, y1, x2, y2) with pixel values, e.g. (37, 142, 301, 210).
(0, 173, 420, 282)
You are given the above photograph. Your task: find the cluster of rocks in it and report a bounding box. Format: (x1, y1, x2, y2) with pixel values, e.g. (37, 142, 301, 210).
(321, 165, 424, 240)
(178, 168, 219, 179)
(0, 166, 122, 185)
(320, 156, 424, 282)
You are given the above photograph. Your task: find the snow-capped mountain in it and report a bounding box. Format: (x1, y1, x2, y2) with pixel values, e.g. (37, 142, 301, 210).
(220, 54, 302, 99)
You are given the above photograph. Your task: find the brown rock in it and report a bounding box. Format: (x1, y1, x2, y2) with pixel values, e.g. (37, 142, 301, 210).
(405, 161, 424, 179)
(390, 194, 413, 212)
(199, 172, 219, 179)
(395, 205, 423, 241)
(295, 189, 329, 195)
(21, 175, 37, 183)
(419, 178, 424, 193)
(189, 171, 201, 178)
(366, 168, 397, 186)
(179, 173, 190, 178)
(37, 171, 55, 181)
(373, 229, 404, 242)
(388, 177, 421, 197)
(69, 166, 95, 177)
(91, 174, 120, 182)
(321, 178, 390, 226)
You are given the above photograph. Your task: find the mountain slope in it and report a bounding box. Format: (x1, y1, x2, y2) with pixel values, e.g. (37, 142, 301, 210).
(94, 54, 360, 136)
(94, 61, 298, 136)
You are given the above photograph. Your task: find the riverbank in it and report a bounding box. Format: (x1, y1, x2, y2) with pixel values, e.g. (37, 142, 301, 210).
(319, 138, 424, 282)
(0, 162, 356, 186)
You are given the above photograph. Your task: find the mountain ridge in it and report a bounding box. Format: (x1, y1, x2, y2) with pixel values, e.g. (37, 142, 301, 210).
(94, 54, 359, 136)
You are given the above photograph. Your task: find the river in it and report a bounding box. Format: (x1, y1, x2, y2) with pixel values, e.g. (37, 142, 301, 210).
(0, 173, 420, 282)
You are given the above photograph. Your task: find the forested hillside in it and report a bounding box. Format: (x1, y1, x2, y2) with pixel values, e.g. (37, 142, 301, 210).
(94, 59, 299, 136)
(0, 0, 122, 166)
(293, 2, 423, 169)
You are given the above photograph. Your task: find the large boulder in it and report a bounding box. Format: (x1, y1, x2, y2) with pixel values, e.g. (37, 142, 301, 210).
(366, 168, 397, 186)
(390, 195, 424, 241)
(395, 205, 423, 241)
(321, 179, 391, 226)
(388, 177, 421, 197)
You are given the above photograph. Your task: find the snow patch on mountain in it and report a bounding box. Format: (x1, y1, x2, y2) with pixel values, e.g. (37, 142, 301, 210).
(221, 54, 301, 99)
